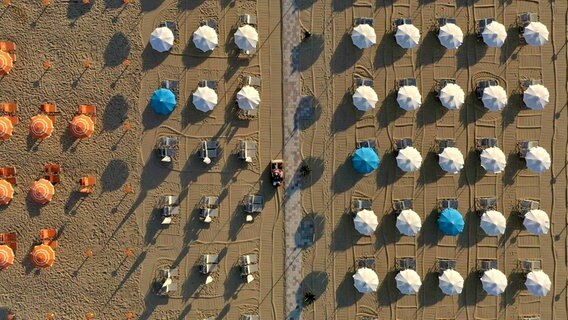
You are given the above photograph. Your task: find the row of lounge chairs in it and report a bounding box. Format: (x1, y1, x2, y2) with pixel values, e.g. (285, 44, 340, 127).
(0, 164, 96, 193)
(156, 136, 257, 164)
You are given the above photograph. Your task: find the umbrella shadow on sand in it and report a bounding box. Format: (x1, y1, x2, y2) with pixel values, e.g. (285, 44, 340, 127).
(293, 34, 324, 72)
(331, 93, 359, 133)
(499, 26, 521, 64)
(376, 150, 403, 188)
(66, 0, 94, 21)
(101, 159, 129, 192)
(416, 29, 446, 67)
(376, 90, 404, 129)
(377, 270, 402, 305)
(502, 92, 522, 128)
(331, 157, 360, 194)
(336, 271, 363, 307)
(103, 94, 129, 131)
(416, 90, 446, 127)
(299, 156, 324, 189)
(331, 211, 361, 251)
(330, 33, 363, 74)
(417, 151, 444, 185)
(141, 101, 170, 131)
(374, 32, 406, 69)
(141, 43, 168, 71)
(458, 149, 484, 187)
(458, 271, 486, 307)
(459, 91, 487, 127)
(417, 209, 442, 247)
(104, 32, 131, 67)
(418, 272, 444, 307)
(457, 33, 487, 69)
(375, 212, 400, 251)
(502, 151, 524, 186)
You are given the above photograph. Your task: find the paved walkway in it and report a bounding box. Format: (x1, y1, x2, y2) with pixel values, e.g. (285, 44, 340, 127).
(281, 0, 302, 319)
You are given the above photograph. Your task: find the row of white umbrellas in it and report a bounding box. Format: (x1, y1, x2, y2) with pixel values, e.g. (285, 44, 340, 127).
(192, 85, 261, 112)
(352, 83, 550, 112)
(353, 267, 551, 296)
(150, 24, 259, 53)
(353, 208, 550, 237)
(351, 21, 549, 50)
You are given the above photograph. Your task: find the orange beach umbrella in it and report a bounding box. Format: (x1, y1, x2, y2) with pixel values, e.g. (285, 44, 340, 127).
(70, 115, 94, 139)
(0, 245, 14, 269)
(0, 51, 13, 74)
(30, 178, 55, 204)
(0, 179, 14, 205)
(30, 244, 55, 268)
(29, 115, 54, 139)
(0, 116, 13, 141)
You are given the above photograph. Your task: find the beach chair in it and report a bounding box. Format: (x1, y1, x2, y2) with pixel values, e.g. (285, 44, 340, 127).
(161, 80, 179, 97)
(198, 80, 218, 90)
(519, 259, 542, 274)
(393, 18, 412, 28)
(39, 228, 57, 248)
(200, 19, 218, 31)
(356, 139, 376, 150)
(393, 199, 413, 212)
(40, 103, 57, 115)
(435, 79, 456, 94)
(244, 75, 261, 87)
(0, 102, 17, 114)
(239, 253, 258, 266)
(199, 140, 219, 163)
(354, 17, 374, 27)
(240, 315, 260, 320)
(517, 140, 539, 159)
(476, 18, 496, 38)
(517, 199, 540, 216)
(357, 257, 376, 269)
(476, 138, 498, 150)
(239, 14, 258, 26)
(44, 164, 61, 174)
(354, 77, 373, 88)
(436, 139, 456, 153)
(0, 166, 16, 178)
(199, 254, 219, 274)
(476, 79, 499, 100)
(0, 232, 16, 244)
(393, 138, 413, 151)
(437, 17, 456, 28)
(240, 263, 259, 276)
(398, 78, 417, 89)
(478, 259, 498, 274)
(438, 199, 458, 212)
(520, 79, 542, 91)
(243, 194, 264, 214)
(519, 316, 541, 320)
(156, 136, 179, 163)
(160, 195, 180, 224)
(79, 176, 96, 194)
(397, 257, 417, 271)
(199, 196, 219, 222)
(475, 197, 497, 212)
(4, 177, 16, 186)
(238, 140, 257, 163)
(518, 12, 539, 27)
(159, 21, 179, 41)
(436, 259, 457, 273)
(351, 197, 372, 213)
(78, 104, 96, 116)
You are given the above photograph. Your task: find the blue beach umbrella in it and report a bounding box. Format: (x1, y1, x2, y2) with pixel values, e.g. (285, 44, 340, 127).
(150, 88, 177, 115)
(438, 208, 464, 236)
(351, 147, 380, 174)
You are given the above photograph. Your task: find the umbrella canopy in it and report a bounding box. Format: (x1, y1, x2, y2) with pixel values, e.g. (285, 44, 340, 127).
(353, 209, 378, 235)
(396, 269, 422, 295)
(30, 178, 55, 205)
(523, 209, 550, 235)
(396, 146, 422, 172)
(482, 21, 507, 48)
(150, 88, 177, 115)
(480, 210, 506, 236)
(439, 269, 464, 295)
(351, 147, 380, 174)
(353, 85, 378, 111)
(29, 115, 54, 139)
(438, 208, 464, 236)
(438, 23, 463, 49)
(353, 267, 379, 293)
(397, 85, 422, 111)
(150, 27, 175, 52)
(30, 244, 55, 268)
(351, 24, 376, 49)
(525, 146, 551, 173)
(70, 115, 95, 139)
(395, 24, 420, 49)
(481, 268, 508, 295)
(235, 25, 259, 51)
(480, 147, 507, 173)
(523, 22, 549, 47)
(523, 84, 549, 110)
(193, 25, 218, 52)
(193, 87, 218, 112)
(482, 85, 507, 111)
(525, 270, 551, 296)
(439, 83, 465, 110)
(0, 116, 14, 140)
(396, 209, 422, 236)
(439, 147, 464, 174)
(0, 50, 13, 74)
(237, 85, 261, 110)
(0, 245, 14, 269)
(0, 179, 14, 205)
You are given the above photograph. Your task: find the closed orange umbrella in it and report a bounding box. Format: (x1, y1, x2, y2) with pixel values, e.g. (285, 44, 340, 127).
(30, 244, 55, 268)
(29, 115, 53, 139)
(30, 178, 54, 204)
(0, 179, 14, 205)
(0, 245, 14, 269)
(0, 51, 13, 74)
(0, 116, 13, 141)
(70, 115, 94, 138)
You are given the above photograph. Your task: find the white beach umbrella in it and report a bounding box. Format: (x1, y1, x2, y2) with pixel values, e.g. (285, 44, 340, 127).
(396, 146, 422, 172)
(482, 85, 507, 112)
(351, 24, 376, 49)
(439, 83, 465, 110)
(192, 87, 218, 112)
(523, 22, 549, 47)
(234, 25, 259, 51)
(438, 269, 464, 296)
(525, 146, 551, 174)
(523, 84, 549, 110)
(525, 270, 551, 297)
(396, 209, 422, 236)
(353, 85, 378, 111)
(523, 209, 550, 235)
(438, 147, 464, 174)
(481, 269, 508, 296)
(438, 23, 464, 49)
(395, 24, 420, 49)
(482, 21, 507, 48)
(353, 209, 378, 236)
(353, 267, 379, 293)
(397, 85, 422, 111)
(150, 27, 175, 52)
(193, 25, 218, 52)
(236, 85, 261, 110)
(480, 147, 507, 174)
(395, 269, 422, 295)
(480, 210, 506, 236)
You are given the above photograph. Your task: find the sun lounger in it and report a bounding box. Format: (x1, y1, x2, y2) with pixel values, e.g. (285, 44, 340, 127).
(239, 254, 258, 266)
(244, 75, 261, 87)
(518, 316, 541, 320)
(40, 103, 57, 114)
(518, 12, 539, 27)
(439, 199, 458, 211)
(44, 164, 61, 174)
(200, 19, 218, 30)
(437, 17, 456, 27)
(156, 137, 179, 163)
(357, 257, 376, 269)
(394, 18, 412, 28)
(78, 104, 96, 116)
(243, 194, 264, 213)
(0, 166, 16, 178)
(437, 259, 457, 273)
(397, 257, 417, 271)
(475, 197, 497, 212)
(161, 80, 179, 96)
(436, 139, 456, 153)
(351, 197, 372, 213)
(354, 17, 373, 27)
(0, 232, 16, 246)
(39, 228, 57, 240)
(79, 176, 96, 193)
(394, 138, 413, 151)
(393, 199, 413, 211)
(199, 254, 219, 274)
(356, 139, 376, 150)
(200, 196, 219, 222)
(239, 14, 257, 26)
(199, 140, 219, 160)
(398, 78, 417, 88)
(0, 102, 17, 114)
(476, 79, 499, 99)
(476, 18, 496, 37)
(198, 80, 218, 90)
(520, 260, 542, 273)
(238, 140, 257, 162)
(354, 77, 373, 88)
(240, 263, 259, 276)
(517, 141, 539, 159)
(0, 41, 16, 52)
(435, 79, 455, 93)
(45, 174, 60, 185)
(159, 21, 179, 41)
(476, 138, 498, 150)
(478, 259, 498, 273)
(520, 79, 542, 90)
(517, 199, 540, 215)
